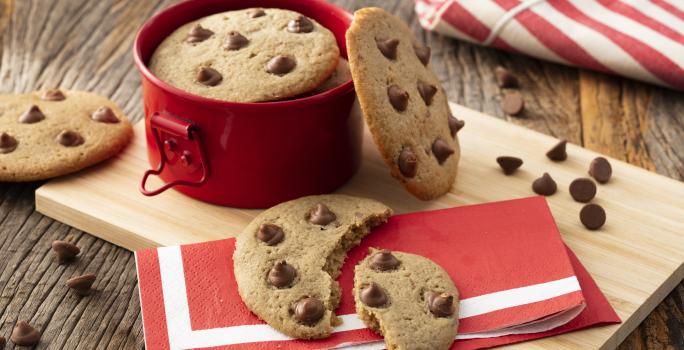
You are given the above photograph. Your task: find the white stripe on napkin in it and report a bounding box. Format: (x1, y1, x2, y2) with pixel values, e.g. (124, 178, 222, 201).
(156, 246, 581, 349)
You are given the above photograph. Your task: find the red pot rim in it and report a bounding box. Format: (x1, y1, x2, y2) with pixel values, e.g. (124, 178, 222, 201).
(132, 0, 355, 108)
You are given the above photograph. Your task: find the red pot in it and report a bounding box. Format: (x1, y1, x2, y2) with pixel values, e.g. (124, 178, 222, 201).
(133, 0, 361, 208)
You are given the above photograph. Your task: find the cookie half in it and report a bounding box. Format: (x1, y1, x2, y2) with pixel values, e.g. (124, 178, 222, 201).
(233, 194, 392, 339)
(346, 7, 462, 200)
(150, 8, 340, 102)
(354, 248, 459, 350)
(0, 90, 133, 182)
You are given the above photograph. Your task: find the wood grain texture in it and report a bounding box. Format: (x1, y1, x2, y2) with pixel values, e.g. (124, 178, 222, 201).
(1, 0, 683, 349)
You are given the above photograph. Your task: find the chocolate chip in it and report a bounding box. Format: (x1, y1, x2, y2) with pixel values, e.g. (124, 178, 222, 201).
(387, 85, 408, 112)
(398, 147, 417, 178)
(495, 66, 519, 88)
(425, 291, 454, 317)
(10, 321, 40, 346)
(248, 8, 266, 18)
(67, 274, 96, 296)
(569, 178, 597, 203)
(369, 250, 400, 271)
(360, 282, 388, 307)
(266, 55, 296, 75)
(496, 156, 523, 175)
(532, 172, 557, 196)
(293, 297, 325, 325)
(257, 224, 284, 245)
(417, 80, 437, 106)
(287, 15, 314, 33)
(414, 44, 430, 66)
(589, 157, 612, 184)
(267, 261, 296, 288)
(51, 240, 80, 264)
(546, 140, 567, 161)
(448, 114, 464, 137)
(308, 203, 336, 225)
(501, 90, 524, 115)
(224, 31, 249, 50)
(186, 24, 214, 43)
(580, 203, 606, 230)
(56, 130, 84, 147)
(91, 106, 119, 123)
(41, 89, 66, 101)
(18, 105, 45, 124)
(0, 132, 18, 154)
(196, 67, 222, 86)
(432, 138, 454, 164)
(376, 38, 399, 60)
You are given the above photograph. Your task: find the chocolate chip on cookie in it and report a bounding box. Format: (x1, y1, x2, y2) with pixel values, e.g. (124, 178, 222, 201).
(224, 31, 249, 50)
(417, 80, 437, 106)
(387, 85, 409, 112)
(196, 67, 223, 86)
(11, 321, 40, 346)
(41, 89, 66, 101)
(370, 249, 400, 271)
(91, 106, 120, 123)
(413, 44, 431, 66)
(307, 203, 336, 225)
(532, 172, 557, 196)
(268, 261, 297, 288)
(247, 8, 266, 18)
(186, 23, 214, 43)
(432, 138, 454, 164)
(287, 15, 314, 33)
(425, 291, 455, 317)
(0, 132, 18, 154)
(257, 223, 284, 245)
(376, 38, 399, 60)
(293, 297, 325, 325)
(398, 147, 417, 178)
(448, 114, 465, 137)
(266, 55, 296, 75)
(360, 282, 389, 307)
(56, 130, 84, 147)
(546, 140, 567, 161)
(66, 273, 97, 296)
(18, 105, 45, 124)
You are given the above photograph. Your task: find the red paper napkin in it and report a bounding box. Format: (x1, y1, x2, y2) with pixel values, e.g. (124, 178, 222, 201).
(136, 197, 620, 349)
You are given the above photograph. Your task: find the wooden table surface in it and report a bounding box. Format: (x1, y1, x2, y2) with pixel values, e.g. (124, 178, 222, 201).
(0, 0, 682, 349)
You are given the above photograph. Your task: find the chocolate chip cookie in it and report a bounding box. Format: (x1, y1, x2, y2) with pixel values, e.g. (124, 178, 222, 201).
(150, 8, 340, 102)
(354, 248, 459, 350)
(346, 7, 462, 200)
(233, 194, 392, 339)
(0, 90, 132, 181)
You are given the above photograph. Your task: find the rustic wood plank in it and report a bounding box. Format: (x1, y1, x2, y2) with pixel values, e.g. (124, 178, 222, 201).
(0, 0, 683, 349)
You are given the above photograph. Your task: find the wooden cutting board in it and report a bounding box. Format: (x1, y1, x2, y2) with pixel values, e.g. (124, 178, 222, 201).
(35, 103, 684, 350)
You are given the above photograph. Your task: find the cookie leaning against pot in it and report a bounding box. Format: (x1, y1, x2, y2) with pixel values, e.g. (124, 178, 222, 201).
(354, 248, 460, 350)
(0, 90, 132, 182)
(233, 194, 392, 339)
(346, 7, 463, 200)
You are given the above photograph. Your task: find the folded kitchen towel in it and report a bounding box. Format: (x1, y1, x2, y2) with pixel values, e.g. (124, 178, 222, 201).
(135, 197, 620, 350)
(415, 0, 684, 90)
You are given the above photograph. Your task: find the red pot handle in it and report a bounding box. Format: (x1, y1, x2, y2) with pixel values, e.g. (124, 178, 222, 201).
(140, 112, 209, 196)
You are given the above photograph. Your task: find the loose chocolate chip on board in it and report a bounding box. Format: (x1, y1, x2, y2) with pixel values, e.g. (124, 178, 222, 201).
(248, 8, 266, 18)
(425, 291, 454, 317)
(293, 297, 325, 325)
(432, 138, 454, 164)
(580, 203, 606, 230)
(0, 132, 18, 154)
(448, 114, 465, 137)
(257, 224, 284, 245)
(546, 140, 567, 161)
(569, 178, 597, 203)
(413, 44, 431, 66)
(360, 282, 388, 307)
(11, 321, 40, 346)
(186, 24, 214, 43)
(387, 85, 409, 112)
(589, 157, 612, 184)
(417, 80, 438, 106)
(41, 89, 66, 101)
(196, 67, 223, 86)
(308, 203, 336, 225)
(224, 31, 249, 50)
(376, 38, 399, 60)
(91, 106, 120, 123)
(398, 147, 417, 178)
(370, 250, 401, 271)
(66, 274, 97, 296)
(51, 240, 80, 264)
(532, 172, 557, 196)
(18, 105, 46, 124)
(56, 130, 84, 147)
(496, 156, 523, 175)
(287, 15, 314, 33)
(266, 55, 296, 75)
(268, 261, 297, 288)
(501, 90, 524, 116)
(495, 66, 519, 88)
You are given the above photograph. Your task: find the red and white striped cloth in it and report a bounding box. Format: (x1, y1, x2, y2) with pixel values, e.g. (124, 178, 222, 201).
(415, 0, 684, 90)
